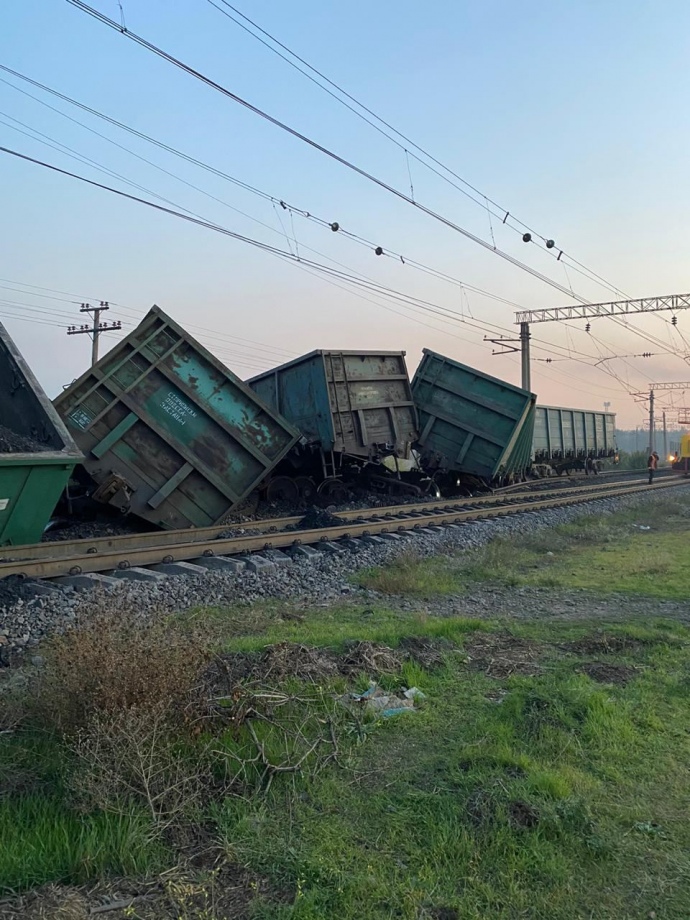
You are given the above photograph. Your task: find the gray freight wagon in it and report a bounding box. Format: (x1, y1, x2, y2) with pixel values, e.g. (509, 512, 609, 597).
(533, 405, 617, 473)
(54, 306, 301, 530)
(248, 350, 425, 500)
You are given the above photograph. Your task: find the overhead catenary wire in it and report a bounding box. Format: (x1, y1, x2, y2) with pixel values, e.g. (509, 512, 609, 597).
(4, 18, 672, 404)
(6, 60, 683, 378)
(0, 64, 546, 320)
(62, 0, 623, 308)
(204, 0, 632, 302)
(1, 143, 657, 402)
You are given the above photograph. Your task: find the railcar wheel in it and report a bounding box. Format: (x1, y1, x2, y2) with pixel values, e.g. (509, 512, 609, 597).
(266, 476, 300, 503)
(294, 476, 317, 502)
(317, 478, 349, 504)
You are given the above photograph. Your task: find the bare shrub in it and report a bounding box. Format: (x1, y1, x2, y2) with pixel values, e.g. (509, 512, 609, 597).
(68, 702, 216, 835)
(31, 602, 211, 735)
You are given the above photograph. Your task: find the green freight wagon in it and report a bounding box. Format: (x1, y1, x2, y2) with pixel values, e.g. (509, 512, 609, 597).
(411, 349, 536, 485)
(0, 322, 83, 546)
(533, 406, 617, 462)
(54, 306, 301, 530)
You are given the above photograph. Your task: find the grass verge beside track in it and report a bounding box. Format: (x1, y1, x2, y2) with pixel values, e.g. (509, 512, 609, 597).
(358, 493, 690, 600)
(1, 495, 689, 918)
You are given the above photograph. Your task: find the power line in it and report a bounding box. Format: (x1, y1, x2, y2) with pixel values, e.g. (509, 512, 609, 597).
(205, 0, 630, 302)
(10, 54, 665, 379)
(0, 64, 545, 320)
(0, 145, 654, 400)
(63, 0, 615, 307)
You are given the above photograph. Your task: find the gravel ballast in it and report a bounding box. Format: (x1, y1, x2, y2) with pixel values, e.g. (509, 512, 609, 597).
(0, 488, 685, 656)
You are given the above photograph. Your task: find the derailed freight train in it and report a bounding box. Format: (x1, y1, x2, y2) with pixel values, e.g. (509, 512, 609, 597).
(0, 306, 621, 540)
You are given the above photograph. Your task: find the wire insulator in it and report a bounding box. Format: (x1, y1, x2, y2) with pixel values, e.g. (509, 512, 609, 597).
(522, 233, 532, 243)
(546, 239, 555, 249)
(374, 246, 384, 256)
(330, 222, 340, 232)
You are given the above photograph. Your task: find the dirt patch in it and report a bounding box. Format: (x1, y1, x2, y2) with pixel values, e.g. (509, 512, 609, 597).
(579, 661, 639, 685)
(398, 635, 454, 668)
(207, 636, 459, 694)
(340, 640, 402, 675)
(562, 632, 648, 656)
(252, 642, 341, 682)
(508, 799, 540, 829)
(0, 862, 288, 919)
(429, 909, 460, 920)
(464, 631, 545, 679)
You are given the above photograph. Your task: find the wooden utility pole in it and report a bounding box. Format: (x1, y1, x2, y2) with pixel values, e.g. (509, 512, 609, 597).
(67, 302, 121, 366)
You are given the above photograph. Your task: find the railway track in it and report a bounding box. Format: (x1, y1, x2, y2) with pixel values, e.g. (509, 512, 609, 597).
(0, 476, 685, 583)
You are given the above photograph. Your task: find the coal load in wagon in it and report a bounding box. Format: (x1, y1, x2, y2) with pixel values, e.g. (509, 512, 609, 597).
(0, 322, 83, 546)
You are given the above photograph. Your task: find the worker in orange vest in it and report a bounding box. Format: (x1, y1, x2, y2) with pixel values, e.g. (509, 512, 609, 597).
(648, 450, 659, 484)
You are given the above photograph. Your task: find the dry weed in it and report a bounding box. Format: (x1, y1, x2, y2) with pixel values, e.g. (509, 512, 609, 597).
(31, 603, 210, 734)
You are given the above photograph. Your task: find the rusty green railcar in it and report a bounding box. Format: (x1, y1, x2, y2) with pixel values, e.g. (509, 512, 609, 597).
(54, 306, 300, 530)
(411, 349, 536, 486)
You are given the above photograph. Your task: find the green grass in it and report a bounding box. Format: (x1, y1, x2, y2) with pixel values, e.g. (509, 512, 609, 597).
(4, 615, 690, 916)
(358, 494, 690, 599)
(0, 795, 168, 893)
(182, 600, 487, 654)
(213, 617, 690, 919)
(3, 497, 690, 915)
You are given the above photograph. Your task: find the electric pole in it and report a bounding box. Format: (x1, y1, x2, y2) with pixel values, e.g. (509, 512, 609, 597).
(520, 322, 531, 392)
(648, 389, 655, 455)
(482, 327, 532, 392)
(67, 302, 121, 366)
(662, 411, 667, 461)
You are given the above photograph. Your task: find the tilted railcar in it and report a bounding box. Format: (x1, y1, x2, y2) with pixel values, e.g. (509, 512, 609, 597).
(248, 350, 433, 501)
(0, 322, 83, 545)
(54, 306, 301, 530)
(411, 349, 537, 491)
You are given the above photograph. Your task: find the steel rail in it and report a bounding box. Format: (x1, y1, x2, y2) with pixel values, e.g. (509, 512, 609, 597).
(0, 475, 664, 565)
(0, 478, 685, 581)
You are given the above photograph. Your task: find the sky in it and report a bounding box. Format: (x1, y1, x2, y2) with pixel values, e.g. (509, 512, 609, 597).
(1, 0, 690, 428)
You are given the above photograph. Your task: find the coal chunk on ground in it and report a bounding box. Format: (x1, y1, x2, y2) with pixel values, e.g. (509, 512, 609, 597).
(0, 424, 51, 453)
(294, 506, 345, 530)
(0, 574, 44, 610)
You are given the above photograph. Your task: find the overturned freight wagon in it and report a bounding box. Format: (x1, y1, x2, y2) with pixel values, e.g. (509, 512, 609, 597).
(248, 350, 428, 500)
(54, 306, 301, 530)
(0, 322, 83, 545)
(533, 405, 617, 473)
(411, 349, 536, 489)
